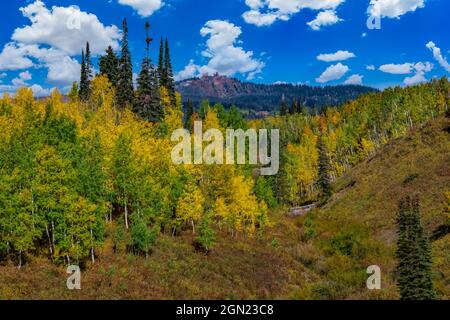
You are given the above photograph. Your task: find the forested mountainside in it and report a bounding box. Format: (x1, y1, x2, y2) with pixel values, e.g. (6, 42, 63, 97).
(0, 75, 448, 299)
(176, 74, 377, 113)
(0, 103, 448, 300)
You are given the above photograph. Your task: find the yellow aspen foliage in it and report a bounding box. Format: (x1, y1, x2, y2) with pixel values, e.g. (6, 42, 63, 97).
(176, 183, 205, 233)
(359, 137, 376, 157)
(91, 75, 115, 112)
(214, 175, 269, 236)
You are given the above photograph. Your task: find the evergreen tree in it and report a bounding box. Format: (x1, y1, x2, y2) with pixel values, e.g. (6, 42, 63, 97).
(158, 38, 166, 86)
(396, 195, 436, 300)
(79, 42, 93, 102)
(184, 99, 194, 129)
(134, 21, 163, 122)
(280, 99, 288, 116)
(99, 46, 119, 88)
(116, 19, 134, 109)
(164, 39, 176, 104)
(317, 135, 332, 200)
(79, 49, 88, 101)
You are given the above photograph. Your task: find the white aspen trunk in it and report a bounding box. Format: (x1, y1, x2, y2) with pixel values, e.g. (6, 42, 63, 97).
(124, 202, 129, 230)
(90, 227, 95, 264)
(46, 224, 53, 256)
(18, 251, 22, 269)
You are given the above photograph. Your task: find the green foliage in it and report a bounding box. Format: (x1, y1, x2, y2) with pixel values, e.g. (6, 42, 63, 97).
(134, 22, 162, 122)
(396, 195, 436, 300)
(194, 213, 215, 253)
(130, 213, 158, 257)
(116, 19, 134, 109)
(99, 46, 120, 88)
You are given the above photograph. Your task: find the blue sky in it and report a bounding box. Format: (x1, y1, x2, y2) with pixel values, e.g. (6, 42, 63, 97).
(0, 0, 449, 96)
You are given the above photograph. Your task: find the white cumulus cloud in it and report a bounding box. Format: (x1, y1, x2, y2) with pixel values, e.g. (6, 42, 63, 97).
(242, 0, 345, 29)
(316, 63, 349, 83)
(426, 41, 450, 73)
(317, 50, 355, 62)
(118, 0, 164, 17)
(367, 0, 426, 19)
(344, 74, 363, 85)
(379, 62, 433, 85)
(13, 1, 120, 56)
(176, 20, 265, 81)
(307, 10, 343, 31)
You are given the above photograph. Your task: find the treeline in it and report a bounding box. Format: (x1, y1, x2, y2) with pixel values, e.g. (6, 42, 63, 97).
(176, 75, 377, 113)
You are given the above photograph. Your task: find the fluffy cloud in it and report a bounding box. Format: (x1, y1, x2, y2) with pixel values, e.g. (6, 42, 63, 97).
(0, 43, 35, 71)
(242, 0, 345, 29)
(0, 1, 117, 90)
(317, 50, 355, 62)
(176, 20, 265, 81)
(344, 74, 363, 85)
(426, 41, 450, 73)
(379, 63, 415, 74)
(316, 63, 349, 83)
(367, 0, 426, 19)
(379, 62, 433, 85)
(307, 10, 343, 31)
(0, 43, 80, 86)
(404, 62, 433, 86)
(13, 1, 120, 56)
(366, 65, 376, 71)
(118, 0, 164, 17)
(0, 69, 53, 97)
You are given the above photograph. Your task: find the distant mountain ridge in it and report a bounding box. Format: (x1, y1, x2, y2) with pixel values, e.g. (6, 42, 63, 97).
(176, 74, 377, 113)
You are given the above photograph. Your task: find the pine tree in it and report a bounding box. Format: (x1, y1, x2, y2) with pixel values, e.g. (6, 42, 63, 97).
(289, 99, 297, 114)
(158, 38, 166, 86)
(99, 46, 119, 88)
(79, 42, 93, 102)
(184, 99, 194, 130)
(116, 19, 134, 110)
(280, 99, 288, 116)
(396, 195, 436, 300)
(317, 135, 332, 200)
(134, 21, 163, 122)
(79, 49, 88, 101)
(164, 39, 176, 104)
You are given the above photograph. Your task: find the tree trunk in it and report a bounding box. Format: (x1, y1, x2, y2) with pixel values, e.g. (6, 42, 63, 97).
(124, 202, 129, 230)
(18, 251, 22, 269)
(90, 227, 95, 264)
(46, 224, 53, 256)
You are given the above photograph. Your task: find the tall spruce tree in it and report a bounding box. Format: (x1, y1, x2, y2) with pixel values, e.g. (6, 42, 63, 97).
(79, 49, 89, 101)
(164, 39, 176, 103)
(317, 135, 332, 200)
(396, 195, 436, 300)
(158, 38, 166, 86)
(79, 43, 92, 102)
(184, 99, 194, 129)
(99, 46, 119, 88)
(134, 21, 163, 122)
(116, 19, 134, 109)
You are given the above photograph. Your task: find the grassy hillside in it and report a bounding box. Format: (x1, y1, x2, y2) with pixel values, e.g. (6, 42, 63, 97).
(1, 115, 448, 300)
(300, 114, 450, 299)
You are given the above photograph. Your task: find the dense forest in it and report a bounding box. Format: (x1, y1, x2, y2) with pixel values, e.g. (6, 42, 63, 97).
(0, 19, 449, 300)
(176, 74, 377, 114)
